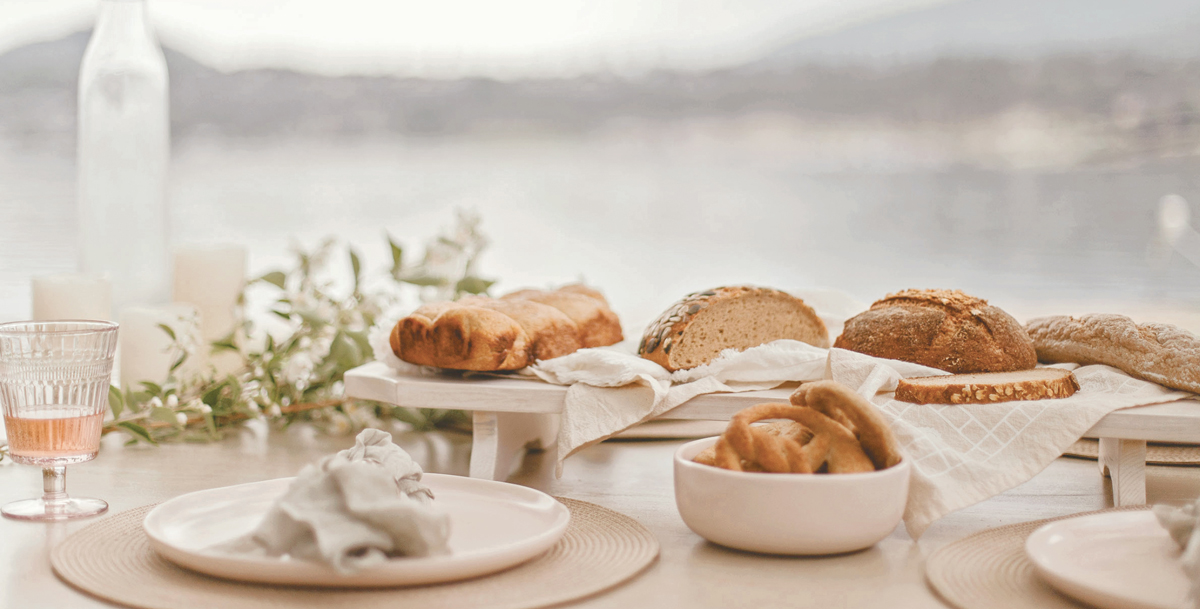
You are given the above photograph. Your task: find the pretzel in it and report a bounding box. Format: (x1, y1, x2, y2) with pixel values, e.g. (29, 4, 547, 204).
(790, 381, 903, 470)
(710, 403, 875, 474)
(693, 421, 809, 471)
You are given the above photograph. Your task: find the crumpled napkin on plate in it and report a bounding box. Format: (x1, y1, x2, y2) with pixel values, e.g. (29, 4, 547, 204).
(530, 339, 829, 476)
(827, 347, 1195, 538)
(1154, 500, 1200, 608)
(222, 428, 450, 573)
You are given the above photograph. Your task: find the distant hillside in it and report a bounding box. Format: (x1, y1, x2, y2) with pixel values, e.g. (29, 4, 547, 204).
(766, 0, 1200, 65)
(0, 24, 1199, 165)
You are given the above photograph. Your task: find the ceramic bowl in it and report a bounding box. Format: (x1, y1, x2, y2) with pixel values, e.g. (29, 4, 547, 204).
(673, 436, 911, 555)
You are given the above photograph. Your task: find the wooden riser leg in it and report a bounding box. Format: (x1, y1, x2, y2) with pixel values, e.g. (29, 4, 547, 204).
(1098, 437, 1147, 506)
(469, 411, 560, 480)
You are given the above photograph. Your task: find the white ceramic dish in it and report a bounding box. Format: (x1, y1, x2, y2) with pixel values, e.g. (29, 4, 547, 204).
(673, 436, 910, 555)
(143, 474, 570, 587)
(1025, 511, 1189, 609)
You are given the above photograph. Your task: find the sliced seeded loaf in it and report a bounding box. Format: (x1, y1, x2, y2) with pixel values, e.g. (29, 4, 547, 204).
(638, 286, 829, 372)
(835, 289, 1037, 374)
(895, 369, 1079, 405)
(1026, 314, 1200, 394)
(391, 284, 622, 371)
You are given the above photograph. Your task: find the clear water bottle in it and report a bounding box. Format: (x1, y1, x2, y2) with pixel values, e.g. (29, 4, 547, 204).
(77, 0, 170, 311)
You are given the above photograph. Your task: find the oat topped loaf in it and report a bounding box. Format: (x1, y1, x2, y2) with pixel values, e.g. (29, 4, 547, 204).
(391, 284, 623, 371)
(834, 289, 1036, 374)
(638, 286, 829, 372)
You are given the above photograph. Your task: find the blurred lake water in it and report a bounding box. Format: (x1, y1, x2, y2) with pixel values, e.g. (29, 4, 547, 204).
(2, 132, 1198, 331)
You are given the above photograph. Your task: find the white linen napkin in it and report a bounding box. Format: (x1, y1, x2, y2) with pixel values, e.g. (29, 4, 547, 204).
(1154, 499, 1200, 608)
(224, 429, 451, 572)
(531, 339, 829, 476)
(826, 347, 1195, 538)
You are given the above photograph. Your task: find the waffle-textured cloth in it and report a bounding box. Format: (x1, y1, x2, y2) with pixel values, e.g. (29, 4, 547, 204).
(827, 347, 1193, 537)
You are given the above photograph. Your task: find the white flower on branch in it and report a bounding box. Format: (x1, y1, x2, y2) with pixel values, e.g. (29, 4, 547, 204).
(148, 397, 163, 409)
(166, 395, 179, 408)
(283, 353, 315, 386)
(175, 413, 188, 426)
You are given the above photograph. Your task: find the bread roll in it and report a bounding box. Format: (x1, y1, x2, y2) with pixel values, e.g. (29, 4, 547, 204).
(501, 288, 623, 348)
(1026, 314, 1200, 394)
(638, 286, 829, 372)
(391, 284, 622, 371)
(834, 289, 1036, 374)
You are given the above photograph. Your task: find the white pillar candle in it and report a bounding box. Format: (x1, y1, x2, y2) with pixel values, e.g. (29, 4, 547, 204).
(119, 304, 201, 391)
(173, 245, 247, 375)
(31, 274, 112, 321)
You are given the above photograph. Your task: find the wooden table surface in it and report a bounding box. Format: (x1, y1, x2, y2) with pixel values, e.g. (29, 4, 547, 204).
(3, 425, 1200, 609)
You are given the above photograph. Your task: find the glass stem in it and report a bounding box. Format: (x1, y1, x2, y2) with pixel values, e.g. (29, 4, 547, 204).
(42, 466, 68, 510)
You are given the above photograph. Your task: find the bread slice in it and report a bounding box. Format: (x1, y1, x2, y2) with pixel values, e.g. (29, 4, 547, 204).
(638, 286, 829, 372)
(895, 369, 1079, 405)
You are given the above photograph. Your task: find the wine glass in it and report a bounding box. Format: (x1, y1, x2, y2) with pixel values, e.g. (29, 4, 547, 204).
(0, 320, 119, 521)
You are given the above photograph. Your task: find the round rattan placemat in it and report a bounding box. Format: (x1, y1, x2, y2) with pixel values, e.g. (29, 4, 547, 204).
(1062, 439, 1200, 465)
(926, 505, 1151, 609)
(52, 498, 659, 609)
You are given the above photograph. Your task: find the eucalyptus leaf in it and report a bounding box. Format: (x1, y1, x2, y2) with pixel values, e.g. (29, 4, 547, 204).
(350, 248, 362, 291)
(329, 332, 362, 370)
(117, 421, 157, 445)
(455, 276, 495, 296)
(388, 235, 404, 276)
(398, 273, 447, 287)
(258, 271, 287, 289)
(139, 381, 164, 397)
(169, 351, 188, 373)
(108, 385, 125, 419)
(156, 323, 176, 341)
(211, 340, 239, 353)
(150, 406, 181, 427)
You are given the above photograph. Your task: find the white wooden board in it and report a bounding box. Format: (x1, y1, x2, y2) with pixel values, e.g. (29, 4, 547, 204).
(344, 361, 1200, 499)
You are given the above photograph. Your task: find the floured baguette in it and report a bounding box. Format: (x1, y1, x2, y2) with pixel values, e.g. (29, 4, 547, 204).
(639, 286, 828, 372)
(895, 369, 1079, 405)
(1026, 314, 1200, 394)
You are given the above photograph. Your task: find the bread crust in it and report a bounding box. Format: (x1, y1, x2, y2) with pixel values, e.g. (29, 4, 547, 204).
(501, 288, 623, 348)
(638, 286, 829, 372)
(834, 289, 1036, 374)
(895, 369, 1080, 405)
(1026, 314, 1200, 394)
(392, 285, 621, 371)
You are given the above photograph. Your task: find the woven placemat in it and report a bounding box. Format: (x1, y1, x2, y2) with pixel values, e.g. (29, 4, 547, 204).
(1062, 438, 1200, 465)
(926, 505, 1151, 609)
(52, 498, 658, 609)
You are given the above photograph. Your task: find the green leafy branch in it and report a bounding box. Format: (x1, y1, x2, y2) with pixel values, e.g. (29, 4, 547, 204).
(100, 211, 490, 446)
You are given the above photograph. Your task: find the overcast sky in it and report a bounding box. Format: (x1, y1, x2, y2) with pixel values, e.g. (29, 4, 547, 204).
(0, 0, 949, 77)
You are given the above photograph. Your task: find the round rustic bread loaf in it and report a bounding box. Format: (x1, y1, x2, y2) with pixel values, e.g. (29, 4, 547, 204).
(638, 286, 829, 372)
(834, 289, 1036, 373)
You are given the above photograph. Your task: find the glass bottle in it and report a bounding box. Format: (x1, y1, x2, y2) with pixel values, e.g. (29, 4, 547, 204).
(77, 0, 170, 312)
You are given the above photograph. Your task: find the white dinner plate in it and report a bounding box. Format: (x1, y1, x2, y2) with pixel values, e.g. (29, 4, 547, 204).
(143, 474, 570, 587)
(1025, 511, 1190, 609)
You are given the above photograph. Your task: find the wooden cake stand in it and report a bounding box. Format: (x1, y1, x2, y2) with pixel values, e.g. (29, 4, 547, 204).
(345, 361, 1200, 506)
